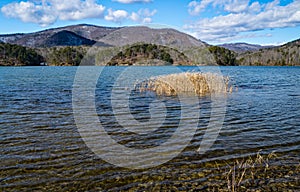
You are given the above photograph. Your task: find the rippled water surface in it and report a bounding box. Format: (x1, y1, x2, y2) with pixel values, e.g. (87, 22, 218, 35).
(0, 66, 299, 191)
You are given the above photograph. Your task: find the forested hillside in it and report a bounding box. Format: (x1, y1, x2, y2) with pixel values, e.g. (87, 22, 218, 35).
(38, 46, 87, 66)
(0, 43, 43, 66)
(219, 43, 274, 53)
(1, 24, 300, 66)
(208, 46, 237, 66)
(237, 39, 300, 66)
(107, 43, 190, 66)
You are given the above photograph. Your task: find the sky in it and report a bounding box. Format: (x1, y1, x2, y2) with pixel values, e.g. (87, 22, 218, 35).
(0, 0, 300, 45)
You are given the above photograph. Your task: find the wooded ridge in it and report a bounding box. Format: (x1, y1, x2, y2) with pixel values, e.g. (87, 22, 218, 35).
(0, 24, 299, 66)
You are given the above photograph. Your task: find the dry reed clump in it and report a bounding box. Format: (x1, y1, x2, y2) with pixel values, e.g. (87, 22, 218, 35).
(225, 152, 277, 192)
(135, 72, 233, 96)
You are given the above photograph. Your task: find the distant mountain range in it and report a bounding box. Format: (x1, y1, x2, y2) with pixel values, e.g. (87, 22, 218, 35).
(98, 26, 207, 50)
(0, 24, 118, 47)
(44, 30, 97, 47)
(237, 38, 300, 66)
(0, 24, 299, 66)
(0, 23, 276, 52)
(0, 24, 206, 49)
(219, 43, 275, 53)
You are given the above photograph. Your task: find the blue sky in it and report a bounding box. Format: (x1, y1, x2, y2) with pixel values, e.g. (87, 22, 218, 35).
(0, 0, 300, 45)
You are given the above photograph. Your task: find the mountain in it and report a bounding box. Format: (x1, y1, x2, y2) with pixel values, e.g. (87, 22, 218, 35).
(0, 24, 120, 47)
(219, 43, 274, 53)
(44, 30, 97, 47)
(0, 24, 206, 50)
(237, 39, 300, 66)
(99, 26, 207, 50)
(1, 23, 299, 66)
(0, 24, 211, 66)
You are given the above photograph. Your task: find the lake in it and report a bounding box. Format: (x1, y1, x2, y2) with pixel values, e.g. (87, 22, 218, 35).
(0, 66, 299, 191)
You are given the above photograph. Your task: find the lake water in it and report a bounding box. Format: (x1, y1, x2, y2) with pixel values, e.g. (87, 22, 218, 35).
(0, 66, 299, 191)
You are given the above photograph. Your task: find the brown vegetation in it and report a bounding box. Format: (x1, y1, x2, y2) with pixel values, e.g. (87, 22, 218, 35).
(225, 152, 277, 192)
(135, 72, 233, 96)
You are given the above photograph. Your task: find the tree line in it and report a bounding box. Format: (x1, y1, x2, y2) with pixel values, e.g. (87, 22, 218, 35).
(237, 42, 300, 66)
(107, 43, 174, 66)
(0, 42, 87, 66)
(40, 46, 86, 66)
(0, 42, 44, 66)
(208, 46, 237, 66)
(1, 41, 300, 66)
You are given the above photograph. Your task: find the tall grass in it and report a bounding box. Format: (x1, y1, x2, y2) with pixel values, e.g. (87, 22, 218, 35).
(225, 152, 277, 192)
(135, 72, 233, 96)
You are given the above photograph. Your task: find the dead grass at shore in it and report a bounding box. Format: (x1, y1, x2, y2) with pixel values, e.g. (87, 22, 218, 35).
(135, 72, 233, 96)
(225, 152, 278, 192)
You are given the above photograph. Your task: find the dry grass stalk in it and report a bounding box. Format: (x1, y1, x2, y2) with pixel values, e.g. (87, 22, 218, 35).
(226, 151, 277, 192)
(136, 72, 233, 96)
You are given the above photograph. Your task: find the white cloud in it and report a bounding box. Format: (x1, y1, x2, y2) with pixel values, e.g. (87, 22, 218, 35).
(52, 0, 105, 21)
(188, 0, 214, 15)
(142, 17, 152, 23)
(1, 0, 156, 26)
(1, 1, 55, 27)
(264, 0, 280, 10)
(188, 0, 262, 15)
(112, 0, 152, 4)
(105, 9, 129, 23)
(1, 0, 105, 27)
(224, 0, 250, 13)
(130, 8, 157, 23)
(140, 8, 157, 17)
(130, 12, 140, 22)
(105, 8, 156, 24)
(185, 0, 300, 42)
(249, 2, 261, 13)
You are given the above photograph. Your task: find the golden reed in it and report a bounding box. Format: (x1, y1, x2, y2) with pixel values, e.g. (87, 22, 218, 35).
(135, 72, 234, 96)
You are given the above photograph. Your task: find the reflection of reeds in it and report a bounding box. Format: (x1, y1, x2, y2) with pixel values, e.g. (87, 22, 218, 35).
(135, 72, 233, 96)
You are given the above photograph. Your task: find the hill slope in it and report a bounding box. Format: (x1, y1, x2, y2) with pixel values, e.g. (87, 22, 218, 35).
(0, 24, 119, 47)
(100, 26, 207, 50)
(237, 39, 300, 66)
(219, 43, 274, 53)
(44, 30, 97, 47)
(106, 43, 191, 66)
(0, 42, 44, 66)
(0, 24, 207, 50)
(1, 24, 299, 66)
